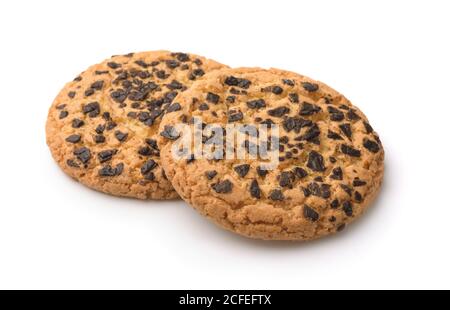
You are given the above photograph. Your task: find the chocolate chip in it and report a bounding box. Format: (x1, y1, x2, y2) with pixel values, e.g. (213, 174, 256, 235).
(229, 88, 240, 95)
(314, 176, 324, 182)
(347, 109, 361, 121)
(329, 156, 337, 163)
(94, 135, 105, 144)
(320, 184, 331, 199)
(94, 124, 105, 134)
(307, 182, 330, 199)
(294, 167, 308, 179)
(165, 59, 179, 69)
(107, 62, 121, 69)
(59, 110, 68, 119)
(271, 86, 283, 94)
(128, 90, 147, 101)
(106, 121, 117, 131)
(353, 178, 367, 187)
(143, 172, 155, 181)
(234, 164, 250, 177)
(110, 89, 127, 103)
(66, 159, 79, 168)
(198, 103, 209, 111)
(247, 99, 266, 109)
(68, 91, 76, 99)
(328, 106, 345, 122)
(329, 216, 337, 222)
(341, 144, 361, 157)
(268, 106, 290, 117)
(160, 125, 180, 140)
(156, 70, 168, 79)
(340, 184, 353, 197)
(330, 199, 340, 209)
(288, 93, 299, 103)
(114, 131, 128, 142)
(166, 80, 184, 90)
(303, 205, 319, 222)
(138, 111, 150, 122)
(355, 191, 363, 202)
(72, 118, 84, 128)
(212, 180, 233, 193)
(163, 91, 177, 103)
(206, 170, 217, 180)
(141, 159, 157, 175)
(135, 60, 148, 68)
(363, 121, 373, 134)
(56, 104, 66, 110)
(228, 111, 243, 122)
(327, 130, 343, 140)
(166, 102, 181, 113)
(174, 52, 190, 62)
(99, 163, 124, 177)
(330, 167, 343, 180)
(65, 134, 81, 143)
(250, 180, 261, 199)
(95, 70, 109, 75)
(73, 147, 91, 164)
(145, 139, 158, 150)
(283, 117, 312, 133)
(91, 80, 104, 90)
(299, 123, 320, 142)
(206, 92, 220, 104)
(226, 96, 236, 103)
(137, 71, 150, 79)
(363, 138, 380, 153)
(279, 171, 295, 188)
(282, 79, 295, 86)
(98, 149, 117, 163)
(302, 82, 319, 92)
(299, 102, 321, 116)
(256, 166, 268, 177)
(269, 189, 284, 201)
(343, 201, 353, 216)
(102, 112, 111, 120)
(138, 146, 151, 156)
(84, 88, 94, 96)
(339, 123, 352, 139)
(307, 151, 326, 171)
(82, 102, 100, 117)
(224, 76, 251, 89)
(302, 187, 311, 197)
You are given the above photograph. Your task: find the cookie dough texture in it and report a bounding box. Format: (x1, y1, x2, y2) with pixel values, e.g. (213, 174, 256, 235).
(46, 51, 227, 199)
(158, 68, 384, 240)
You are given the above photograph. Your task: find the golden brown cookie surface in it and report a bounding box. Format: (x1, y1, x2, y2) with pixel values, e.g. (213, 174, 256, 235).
(46, 51, 227, 199)
(158, 68, 384, 239)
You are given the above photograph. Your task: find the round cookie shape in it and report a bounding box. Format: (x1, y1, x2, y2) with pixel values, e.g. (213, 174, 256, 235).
(158, 68, 384, 240)
(46, 51, 227, 199)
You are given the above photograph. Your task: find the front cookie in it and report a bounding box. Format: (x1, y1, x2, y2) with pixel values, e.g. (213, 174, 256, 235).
(158, 68, 384, 240)
(46, 51, 227, 199)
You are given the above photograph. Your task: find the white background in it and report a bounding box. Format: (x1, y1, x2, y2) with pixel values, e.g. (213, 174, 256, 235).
(0, 0, 449, 290)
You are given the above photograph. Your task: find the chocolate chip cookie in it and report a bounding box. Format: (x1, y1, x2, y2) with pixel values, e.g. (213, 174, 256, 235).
(158, 68, 384, 240)
(46, 51, 227, 199)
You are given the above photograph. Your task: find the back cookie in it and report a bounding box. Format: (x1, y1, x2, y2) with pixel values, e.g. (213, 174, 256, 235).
(46, 51, 227, 199)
